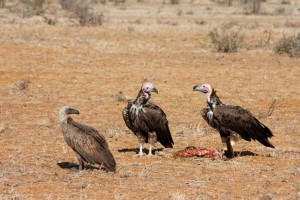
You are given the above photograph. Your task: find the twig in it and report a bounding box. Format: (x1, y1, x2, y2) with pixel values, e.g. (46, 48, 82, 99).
(258, 99, 276, 119)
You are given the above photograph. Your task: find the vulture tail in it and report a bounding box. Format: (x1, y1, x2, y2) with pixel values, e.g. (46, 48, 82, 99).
(257, 123, 275, 148)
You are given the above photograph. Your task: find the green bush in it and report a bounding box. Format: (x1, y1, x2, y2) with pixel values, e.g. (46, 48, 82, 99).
(208, 28, 244, 52)
(274, 33, 300, 57)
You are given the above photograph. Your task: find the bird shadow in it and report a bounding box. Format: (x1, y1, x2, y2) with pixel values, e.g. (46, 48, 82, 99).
(57, 162, 99, 170)
(118, 148, 164, 155)
(234, 150, 259, 157)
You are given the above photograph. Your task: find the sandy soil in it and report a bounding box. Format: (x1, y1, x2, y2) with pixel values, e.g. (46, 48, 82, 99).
(0, 0, 300, 199)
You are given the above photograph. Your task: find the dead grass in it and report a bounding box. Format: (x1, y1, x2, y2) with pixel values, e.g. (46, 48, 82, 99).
(208, 28, 244, 52)
(274, 33, 300, 57)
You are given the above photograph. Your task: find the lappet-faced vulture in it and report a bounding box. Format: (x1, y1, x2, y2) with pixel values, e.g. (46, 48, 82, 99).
(193, 84, 274, 158)
(59, 106, 116, 172)
(122, 82, 174, 156)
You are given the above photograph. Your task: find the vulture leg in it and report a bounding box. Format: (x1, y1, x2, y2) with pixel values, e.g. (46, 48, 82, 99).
(76, 153, 85, 170)
(219, 131, 231, 157)
(225, 137, 234, 158)
(220, 136, 227, 153)
(136, 132, 146, 156)
(148, 132, 157, 156)
(138, 143, 145, 156)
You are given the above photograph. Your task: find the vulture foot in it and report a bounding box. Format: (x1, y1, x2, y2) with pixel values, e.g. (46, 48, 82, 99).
(135, 152, 146, 157)
(223, 150, 234, 159)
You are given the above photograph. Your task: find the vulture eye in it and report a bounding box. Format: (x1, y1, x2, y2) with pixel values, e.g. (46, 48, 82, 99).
(146, 87, 149, 89)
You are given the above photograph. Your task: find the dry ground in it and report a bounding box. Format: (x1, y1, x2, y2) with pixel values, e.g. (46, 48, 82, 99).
(0, 0, 300, 199)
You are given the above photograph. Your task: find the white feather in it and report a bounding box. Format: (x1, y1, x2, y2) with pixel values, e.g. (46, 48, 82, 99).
(207, 110, 214, 124)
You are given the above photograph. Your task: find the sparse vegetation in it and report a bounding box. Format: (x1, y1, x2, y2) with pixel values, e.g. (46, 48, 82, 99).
(0, 0, 5, 8)
(274, 33, 300, 57)
(170, 0, 179, 4)
(59, 0, 103, 26)
(74, 4, 103, 26)
(208, 28, 244, 52)
(20, 0, 45, 17)
(59, 0, 77, 10)
(14, 78, 30, 90)
(240, 0, 262, 14)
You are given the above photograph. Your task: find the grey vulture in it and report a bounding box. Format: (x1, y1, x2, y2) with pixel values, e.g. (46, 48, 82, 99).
(193, 84, 274, 158)
(59, 106, 116, 172)
(122, 82, 174, 156)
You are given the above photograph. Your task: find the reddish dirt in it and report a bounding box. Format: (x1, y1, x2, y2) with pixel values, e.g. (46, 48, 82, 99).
(0, 1, 300, 199)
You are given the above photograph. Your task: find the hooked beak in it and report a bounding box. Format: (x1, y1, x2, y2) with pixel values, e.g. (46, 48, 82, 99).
(193, 85, 200, 91)
(67, 108, 80, 115)
(152, 87, 158, 94)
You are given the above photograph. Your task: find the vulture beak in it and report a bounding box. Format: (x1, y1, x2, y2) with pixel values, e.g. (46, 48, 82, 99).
(152, 87, 158, 94)
(67, 108, 80, 115)
(193, 85, 200, 91)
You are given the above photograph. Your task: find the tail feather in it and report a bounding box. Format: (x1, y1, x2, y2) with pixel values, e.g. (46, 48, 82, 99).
(257, 123, 275, 148)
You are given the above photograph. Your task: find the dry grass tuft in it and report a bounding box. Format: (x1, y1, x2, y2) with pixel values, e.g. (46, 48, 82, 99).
(274, 33, 300, 57)
(208, 28, 244, 52)
(170, 192, 187, 200)
(59, 0, 103, 26)
(14, 78, 30, 90)
(20, 0, 45, 17)
(74, 4, 103, 26)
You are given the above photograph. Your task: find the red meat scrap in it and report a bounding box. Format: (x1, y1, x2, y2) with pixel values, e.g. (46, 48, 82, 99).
(173, 146, 222, 159)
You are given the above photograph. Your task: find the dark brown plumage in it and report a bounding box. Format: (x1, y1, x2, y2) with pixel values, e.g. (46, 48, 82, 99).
(122, 82, 174, 156)
(59, 106, 116, 172)
(193, 84, 274, 158)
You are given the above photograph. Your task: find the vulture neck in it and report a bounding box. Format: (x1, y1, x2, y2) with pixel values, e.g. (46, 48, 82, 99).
(60, 113, 70, 124)
(134, 89, 151, 106)
(206, 89, 223, 109)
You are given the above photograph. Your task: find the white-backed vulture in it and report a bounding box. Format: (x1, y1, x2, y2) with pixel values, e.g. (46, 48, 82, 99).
(193, 84, 274, 158)
(122, 82, 174, 156)
(59, 106, 116, 172)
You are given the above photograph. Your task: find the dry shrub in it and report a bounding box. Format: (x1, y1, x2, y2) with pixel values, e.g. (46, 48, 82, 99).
(59, 0, 77, 10)
(14, 78, 30, 90)
(74, 4, 103, 26)
(163, 0, 178, 4)
(111, 0, 126, 5)
(20, 0, 45, 17)
(91, 0, 106, 4)
(59, 0, 103, 26)
(0, 0, 5, 8)
(241, 0, 262, 14)
(274, 33, 300, 57)
(208, 28, 244, 52)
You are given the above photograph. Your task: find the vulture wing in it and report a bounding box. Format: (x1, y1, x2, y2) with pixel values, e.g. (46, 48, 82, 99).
(213, 105, 274, 148)
(64, 119, 116, 172)
(141, 103, 174, 148)
(122, 102, 135, 132)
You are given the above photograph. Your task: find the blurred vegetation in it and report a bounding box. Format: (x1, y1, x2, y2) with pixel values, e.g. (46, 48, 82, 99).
(274, 33, 300, 57)
(209, 28, 244, 52)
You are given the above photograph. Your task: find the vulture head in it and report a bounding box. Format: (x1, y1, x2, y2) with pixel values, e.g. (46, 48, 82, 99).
(142, 82, 158, 94)
(59, 106, 80, 123)
(193, 83, 212, 94)
(193, 83, 213, 103)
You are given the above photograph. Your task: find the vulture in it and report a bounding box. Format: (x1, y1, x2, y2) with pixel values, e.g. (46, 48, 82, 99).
(122, 82, 174, 156)
(59, 106, 116, 172)
(193, 84, 275, 158)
